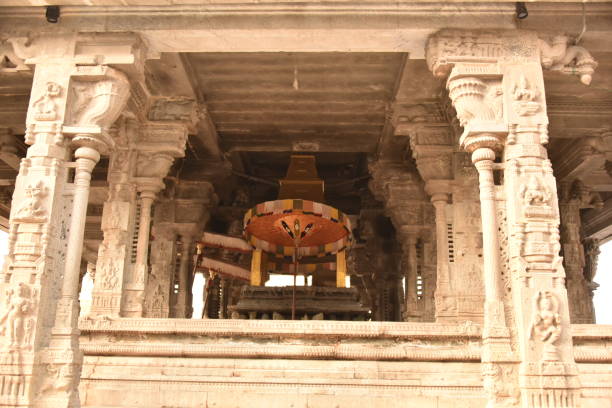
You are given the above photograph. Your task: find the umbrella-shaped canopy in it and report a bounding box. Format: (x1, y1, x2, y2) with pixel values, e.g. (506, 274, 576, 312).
(243, 198, 352, 258)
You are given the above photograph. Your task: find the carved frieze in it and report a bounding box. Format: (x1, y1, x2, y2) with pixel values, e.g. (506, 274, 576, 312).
(427, 29, 598, 85)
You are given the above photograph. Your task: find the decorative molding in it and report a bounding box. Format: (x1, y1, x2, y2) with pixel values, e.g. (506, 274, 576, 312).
(79, 318, 482, 339)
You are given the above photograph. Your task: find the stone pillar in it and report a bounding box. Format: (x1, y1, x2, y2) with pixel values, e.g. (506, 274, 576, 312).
(0, 52, 130, 407)
(122, 123, 189, 316)
(369, 161, 430, 321)
(558, 180, 599, 324)
(89, 120, 138, 318)
(174, 233, 194, 318)
(44, 65, 130, 408)
(399, 228, 419, 320)
(0, 60, 74, 408)
(426, 181, 453, 322)
(428, 28, 598, 408)
(122, 178, 164, 317)
(459, 133, 512, 359)
(144, 223, 176, 318)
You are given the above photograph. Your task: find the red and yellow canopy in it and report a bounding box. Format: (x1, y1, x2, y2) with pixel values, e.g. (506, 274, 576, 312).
(243, 199, 352, 257)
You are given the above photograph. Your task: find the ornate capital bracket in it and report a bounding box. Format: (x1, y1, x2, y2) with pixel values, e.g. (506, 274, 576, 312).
(426, 29, 598, 85)
(62, 65, 131, 154)
(0, 38, 31, 72)
(460, 124, 507, 158)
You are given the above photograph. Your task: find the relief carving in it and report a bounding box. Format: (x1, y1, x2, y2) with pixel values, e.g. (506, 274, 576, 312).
(69, 66, 131, 129)
(538, 35, 598, 85)
(0, 283, 36, 349)
(529, 291, 561, 362)
(14, 181, 47, 223)
(519, 175, 552, 218)
(512, 74, 540, 116)
(32, 82, 62, 121)
(99, 263, 120, 291)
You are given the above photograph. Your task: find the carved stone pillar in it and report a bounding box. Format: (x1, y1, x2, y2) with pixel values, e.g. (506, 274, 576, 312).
(46, 65, 130, 408)
(369, 161, 430, 321)
(122, 123, 188, 317)
(174, 233, 194, 318)
(459, 132, 511, 360)
(0, 55, 130, 408)
(399, 227, 419, 320)
(122, 177, 164, 317)
(426, 181, 453, 322)
(144, 223, 176, 318)
(558, 180, 599, 324)
(0, 60, 75, 408)
(90, 120, 138, 318)
(427, 28, 597, 408)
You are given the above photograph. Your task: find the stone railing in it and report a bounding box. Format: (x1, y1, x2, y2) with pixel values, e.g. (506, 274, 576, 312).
(79, 319, 612, 363)
(79, 318, 482, 362)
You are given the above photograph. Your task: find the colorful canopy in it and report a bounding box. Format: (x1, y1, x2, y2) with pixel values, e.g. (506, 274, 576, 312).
(243, 198, 352, 257)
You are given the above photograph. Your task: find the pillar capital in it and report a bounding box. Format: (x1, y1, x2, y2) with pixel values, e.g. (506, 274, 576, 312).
(424, 180, 451, 202)
(134, 177, 165, 197)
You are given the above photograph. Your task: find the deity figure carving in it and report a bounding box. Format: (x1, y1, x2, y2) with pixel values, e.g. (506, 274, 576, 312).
(529, 291, 561, 361)
(14, 181, 47, 222)
(519, 176, 553, 220)
(0, 283, 35, 349)
(512, 75, 539, 116)
(100, 264, 119, 290)
(32, 82, 61, 121)
(521, 176, 551, 207)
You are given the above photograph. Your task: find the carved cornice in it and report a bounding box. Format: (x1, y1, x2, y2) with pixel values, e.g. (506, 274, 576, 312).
(79, 318, 482, 339)
(79, 341, 481, 362)
(426, 29, 598, 85)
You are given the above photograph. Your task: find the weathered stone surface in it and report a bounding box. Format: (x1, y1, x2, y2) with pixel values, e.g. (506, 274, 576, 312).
(0, 6, 610, 408)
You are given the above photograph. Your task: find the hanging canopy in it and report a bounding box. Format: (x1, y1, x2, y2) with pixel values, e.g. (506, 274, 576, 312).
(243, 198, 352, 258)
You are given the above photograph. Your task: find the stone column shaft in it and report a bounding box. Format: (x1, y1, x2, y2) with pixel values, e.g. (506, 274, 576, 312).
(175, 234, 193, 318)
(89, 145, 137, 318)
(135, 194, 154, 275)
(51, 146, 99, 348)
(403, 232, 419, 319)
(472, 150, 503, 307)
(429, 188, 454, 322)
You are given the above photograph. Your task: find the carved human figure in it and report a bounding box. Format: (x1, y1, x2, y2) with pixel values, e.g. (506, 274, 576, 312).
(32, 82, 61, 121)
(0, 283, 33, 348)
(14, 181, 46, 221)
(529, 291, 561, 361)
(521, 176, 551, 207)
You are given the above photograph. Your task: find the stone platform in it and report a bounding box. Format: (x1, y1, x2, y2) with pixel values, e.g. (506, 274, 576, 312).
(228, 286, 370, 320)
(77, 320, 612, 408)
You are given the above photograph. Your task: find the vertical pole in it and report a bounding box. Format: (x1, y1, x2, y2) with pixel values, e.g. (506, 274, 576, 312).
(250, 249, 263, 286)
(292, 246, 298, 320)
(336, 250, 347, 288)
